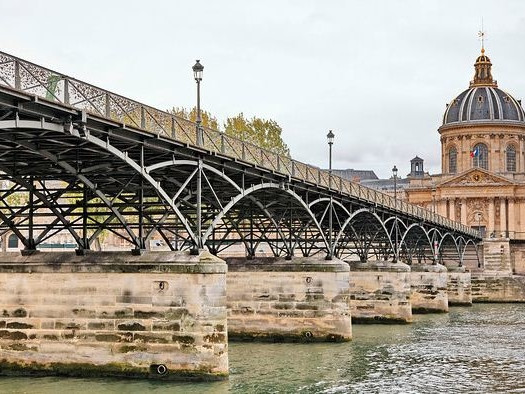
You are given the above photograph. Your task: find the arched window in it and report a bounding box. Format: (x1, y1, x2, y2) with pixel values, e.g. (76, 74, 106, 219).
(472, 143, 489, 170)
(506, 145, 516, 172)
(8, 234, 18, 248)
(448, 146, 457, 174)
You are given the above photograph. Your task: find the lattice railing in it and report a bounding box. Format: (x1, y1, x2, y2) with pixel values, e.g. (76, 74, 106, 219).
(0, 51, 478, 237)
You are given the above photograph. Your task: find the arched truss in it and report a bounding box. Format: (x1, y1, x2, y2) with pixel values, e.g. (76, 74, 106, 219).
(0, 110, 481, 261)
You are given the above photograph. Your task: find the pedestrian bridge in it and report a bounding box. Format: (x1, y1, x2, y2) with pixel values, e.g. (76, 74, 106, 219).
(0, 51, 480, 266)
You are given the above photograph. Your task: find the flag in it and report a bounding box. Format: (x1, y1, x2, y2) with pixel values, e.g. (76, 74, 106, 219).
(470, 147, 479, 158)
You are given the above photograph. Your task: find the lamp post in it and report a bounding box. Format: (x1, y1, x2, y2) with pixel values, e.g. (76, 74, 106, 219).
(327, 130, 334, 260)
(191, 60, 204, 254)
(392, 165, 398, 262)
(477, 212, 481, 237)
(192, 60, 204, 146)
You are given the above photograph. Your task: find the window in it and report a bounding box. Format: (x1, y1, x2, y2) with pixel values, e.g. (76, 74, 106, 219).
(472, 143, 489, 170)
(8, 234, 18, 248)
(506, 145, 516, 172)
(448, 147, 457, 174)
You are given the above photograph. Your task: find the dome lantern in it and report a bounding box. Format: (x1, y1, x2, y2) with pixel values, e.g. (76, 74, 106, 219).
(470, 49, 497, 88)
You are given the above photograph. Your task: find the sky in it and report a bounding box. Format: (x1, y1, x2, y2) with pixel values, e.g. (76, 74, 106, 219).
(2, 0, 525, 178)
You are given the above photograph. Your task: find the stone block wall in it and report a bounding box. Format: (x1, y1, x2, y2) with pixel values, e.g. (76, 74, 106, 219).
(348, 261, 412, 323)
(0, 251, 228, 380)
(510, 242, 525, 275)
(471, 274, 525, 302)
(410, 264, 449, 313)
(483, 239, 512, 273)
(225, 257, 351, 342)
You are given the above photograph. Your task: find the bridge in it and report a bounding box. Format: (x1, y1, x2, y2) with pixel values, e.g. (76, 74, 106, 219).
(0, 51, 480, 266)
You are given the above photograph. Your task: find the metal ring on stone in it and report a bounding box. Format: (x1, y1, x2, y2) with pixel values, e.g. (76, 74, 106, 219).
(156, 364, 167, 375)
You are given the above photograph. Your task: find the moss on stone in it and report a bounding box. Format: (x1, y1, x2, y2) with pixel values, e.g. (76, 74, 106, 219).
(0, 330, 27, 340)
(117, 322, 146, 331)
(12, 309, 27, 318)
(6, 322, 33, 330)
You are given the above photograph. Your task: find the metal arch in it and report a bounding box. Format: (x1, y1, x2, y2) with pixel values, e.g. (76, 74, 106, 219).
(71, 127, 199, 245)
(437, 232, 461, 258)
(399, 223, 433, 253)
(384, 216, 409, 235)
(399, 223, 434, 264)
(460, 238, 481, 267)
(0, 126, 140, 247)
(308, 197, 351, 216)
(145, 159, 242, 193)
(334, 208, 395, 258)
(201, 183, 329, 250)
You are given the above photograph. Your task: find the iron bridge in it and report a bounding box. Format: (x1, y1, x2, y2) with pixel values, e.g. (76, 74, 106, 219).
(0, 51, 481, 266)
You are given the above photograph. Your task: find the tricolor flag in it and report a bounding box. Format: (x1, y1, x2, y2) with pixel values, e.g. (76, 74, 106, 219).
(470, 147, 479, 158)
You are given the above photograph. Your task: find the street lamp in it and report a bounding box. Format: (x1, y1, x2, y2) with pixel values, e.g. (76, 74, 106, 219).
(392, 165, 398, 205)
(192, 60, 204, 146)
(326, 130, 335, 260)
(477, 212, 482, 237)
(392, 165, 398, 262)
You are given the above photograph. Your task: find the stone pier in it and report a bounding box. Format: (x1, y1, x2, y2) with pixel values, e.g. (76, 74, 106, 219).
(224, 257, 351, 342)
(410, 264, 449, 313)
(348, 261, 412, 324)
(0, 251, 228, 380)
(446, 266, 472, 306)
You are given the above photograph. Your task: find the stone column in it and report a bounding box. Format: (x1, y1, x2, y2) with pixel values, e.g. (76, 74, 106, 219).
(500, 198, 507, 237)
(438, 200, 447, 217)
(449, 199, 455, 221)
(488, 198, 495, 236)
(520, 200, 525, 240)
(508, 198, 515, 237)
(461, 198, 467, 225)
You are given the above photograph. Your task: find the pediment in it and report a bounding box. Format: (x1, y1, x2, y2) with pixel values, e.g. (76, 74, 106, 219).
(438, 168, 515, 187)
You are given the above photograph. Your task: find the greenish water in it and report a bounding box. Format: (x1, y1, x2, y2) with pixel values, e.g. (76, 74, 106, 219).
(1, 303, 525, 393)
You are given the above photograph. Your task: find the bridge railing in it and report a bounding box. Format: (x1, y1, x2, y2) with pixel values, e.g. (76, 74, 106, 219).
(0, 51, 478, 238)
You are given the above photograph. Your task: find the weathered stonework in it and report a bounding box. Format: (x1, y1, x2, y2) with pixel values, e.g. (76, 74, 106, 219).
(410, 264, 449, 313)
(471, 273, 525, 302)
(348, 261, 412, 324)
(446, 266, 472, 306)
(0, 251, 228, 380)
(483, 239, 512, 274)
(225, 257, 351, 342)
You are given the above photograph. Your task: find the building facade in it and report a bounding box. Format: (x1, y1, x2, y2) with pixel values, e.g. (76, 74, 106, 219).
(405, 47, 525, 270)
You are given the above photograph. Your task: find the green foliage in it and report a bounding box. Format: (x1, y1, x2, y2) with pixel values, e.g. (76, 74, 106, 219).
(224, 113, 290, 157)
(168, 106, 220, 130)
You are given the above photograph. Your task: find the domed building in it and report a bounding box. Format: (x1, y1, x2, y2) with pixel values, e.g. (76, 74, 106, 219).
(406, 47, 525, 273)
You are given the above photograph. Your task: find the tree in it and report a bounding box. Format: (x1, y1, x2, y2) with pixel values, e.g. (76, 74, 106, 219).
(168, 106, 220, 130)
(224, 113, 290, 157)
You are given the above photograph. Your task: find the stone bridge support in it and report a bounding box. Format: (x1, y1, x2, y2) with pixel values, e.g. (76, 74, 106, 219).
(0, 251, 228, 380)
(410, 264, 449, 313)
(347, 261, 412, 324)
(446, 266, 472, 306)
(224, 257, 351, 342)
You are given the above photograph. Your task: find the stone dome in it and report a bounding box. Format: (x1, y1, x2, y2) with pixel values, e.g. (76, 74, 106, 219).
(443, 86, 525, 124)
(442, 49, 525, 125)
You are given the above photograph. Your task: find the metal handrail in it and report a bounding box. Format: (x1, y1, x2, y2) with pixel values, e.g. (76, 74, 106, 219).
(0, 51, 479, 237)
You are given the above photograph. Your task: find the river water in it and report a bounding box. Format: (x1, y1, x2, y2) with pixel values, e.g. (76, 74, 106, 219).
(1, 303, 524, 393)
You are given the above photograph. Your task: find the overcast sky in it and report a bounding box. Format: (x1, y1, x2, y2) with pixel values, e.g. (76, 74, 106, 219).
(2, 0, 525, 178)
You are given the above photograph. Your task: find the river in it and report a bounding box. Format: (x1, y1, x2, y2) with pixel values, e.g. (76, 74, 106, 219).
(1, 303, 524, 393)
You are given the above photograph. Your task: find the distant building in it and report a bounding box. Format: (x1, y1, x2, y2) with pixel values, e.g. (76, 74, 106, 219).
(404, 47, 525, 249)
(332, 169, 378, 183)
